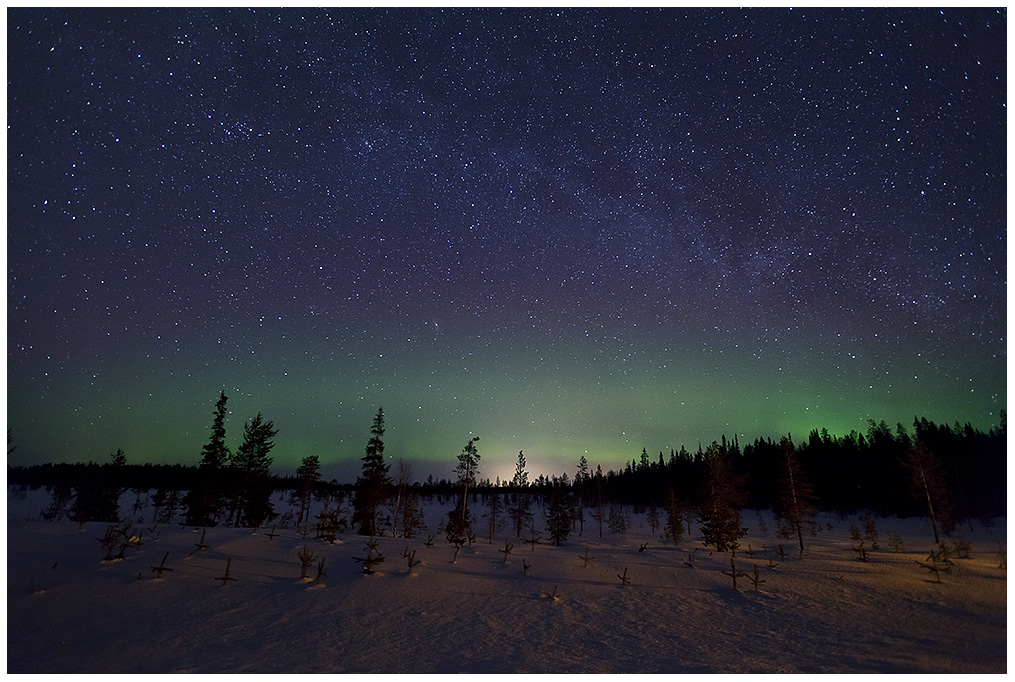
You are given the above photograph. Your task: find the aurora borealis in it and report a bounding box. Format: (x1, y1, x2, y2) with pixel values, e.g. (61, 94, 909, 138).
(7, 8, 1006, 482)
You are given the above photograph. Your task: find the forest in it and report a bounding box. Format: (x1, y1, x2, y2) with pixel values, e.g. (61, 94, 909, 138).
(8, 390, 1005, 551)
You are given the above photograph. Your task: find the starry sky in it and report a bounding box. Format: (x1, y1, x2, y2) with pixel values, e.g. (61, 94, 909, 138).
(7, 8, 1007, 483)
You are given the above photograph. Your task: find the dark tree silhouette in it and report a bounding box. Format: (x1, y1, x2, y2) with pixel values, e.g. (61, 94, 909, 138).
(70, 450, 126, 525)
(453, 436, 480, 531)
(509, 450, 531, 537)
(185, 392, 231, 526)
(294, 454, 321, 528)
(545, 487, 572, 545)
(663, 486, 685, 544)
(697, 441, 747, 552)
(229, 412, 278, 527)
(352, 407, 392, 536)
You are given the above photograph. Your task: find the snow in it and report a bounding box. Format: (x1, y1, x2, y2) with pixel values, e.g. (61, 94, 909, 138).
(7, 489, 1007, 673)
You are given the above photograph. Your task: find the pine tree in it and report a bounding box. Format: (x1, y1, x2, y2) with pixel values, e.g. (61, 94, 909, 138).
(353, 407, 392, 536)
(509, 450, 531, 537)
(295, 454, 321, 528)
(451, 436, 480, 537)
(574, 455, 589, 535)
(592, 465, 606, 538)
(229, 412, 278, 527)
(546, 487, 572, 545)
(663, 486, 685, 544)
(185, 392, 231, 526)
(698, 440, 747, 552)
(200, 392, 230, 469)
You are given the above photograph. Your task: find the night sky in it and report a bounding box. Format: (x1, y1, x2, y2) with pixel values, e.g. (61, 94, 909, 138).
(7, 8, 1007, 483)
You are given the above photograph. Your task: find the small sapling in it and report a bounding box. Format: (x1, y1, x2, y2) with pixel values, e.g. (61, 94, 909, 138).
(525, 520, 542, 552)
(354, 536, 385, 574)
(722, 553, 746, 590)
(916, 548, 953, 583)
(500, 539, 515, 563)
(190, 529, 210, 555)
(297, 545, 318, 579)
(617, 567, 631, 585)
(150, 552, 173, 578)
(313, 558, 327, 585)
(215, 558, 236, 585)
(577, 547, 592, 567)
(402, 547, 420, 570)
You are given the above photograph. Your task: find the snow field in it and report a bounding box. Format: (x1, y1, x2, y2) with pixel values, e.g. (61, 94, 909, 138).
(7, 490, 1007, 673)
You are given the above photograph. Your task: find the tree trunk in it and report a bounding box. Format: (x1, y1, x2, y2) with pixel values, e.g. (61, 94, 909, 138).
(920, 467, 940, 544)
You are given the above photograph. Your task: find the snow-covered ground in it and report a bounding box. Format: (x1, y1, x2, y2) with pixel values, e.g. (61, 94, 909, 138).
(7, 489, 1007, 673)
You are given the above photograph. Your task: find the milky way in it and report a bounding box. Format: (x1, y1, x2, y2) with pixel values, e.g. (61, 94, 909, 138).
(8, 8, 1006, 481)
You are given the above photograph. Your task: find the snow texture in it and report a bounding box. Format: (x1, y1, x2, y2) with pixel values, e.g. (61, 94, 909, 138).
(7, 489, 1006, 673)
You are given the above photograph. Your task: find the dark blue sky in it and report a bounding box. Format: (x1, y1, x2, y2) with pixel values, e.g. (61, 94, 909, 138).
(8, 8, 1006, 482)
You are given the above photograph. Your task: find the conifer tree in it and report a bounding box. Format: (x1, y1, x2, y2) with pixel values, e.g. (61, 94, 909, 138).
(592, 465, 606, 538)
(698, 440, 747, 552)
(229, 412, 278, 527)
(449, 436, 480, 538)
(663, 486, 685, 544)
(295, 454, 321, 527)
(509, 450, 531, 537)
(546, 487, 572, 545)
(201, 391, 231, 469)
(353, 407, 392, 536)
(185, 391, 231, 526)
(574, 455, 589, 535)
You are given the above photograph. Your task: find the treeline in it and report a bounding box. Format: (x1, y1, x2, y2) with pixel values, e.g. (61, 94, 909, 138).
(8, 392, 1006, 547)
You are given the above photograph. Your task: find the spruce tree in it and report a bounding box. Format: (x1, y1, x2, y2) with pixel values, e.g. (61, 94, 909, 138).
(663, 486, 685, 544)
(546, 487, 572, 545)
(509, 450, 531, 537)
(697, 440, 747, 552)
(185, 391, 231, 526)
(295, 454, 321, 527)
(353, 407, 392, 536)
(200, 391, 230, 469)
(574, 455, 589, 535)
